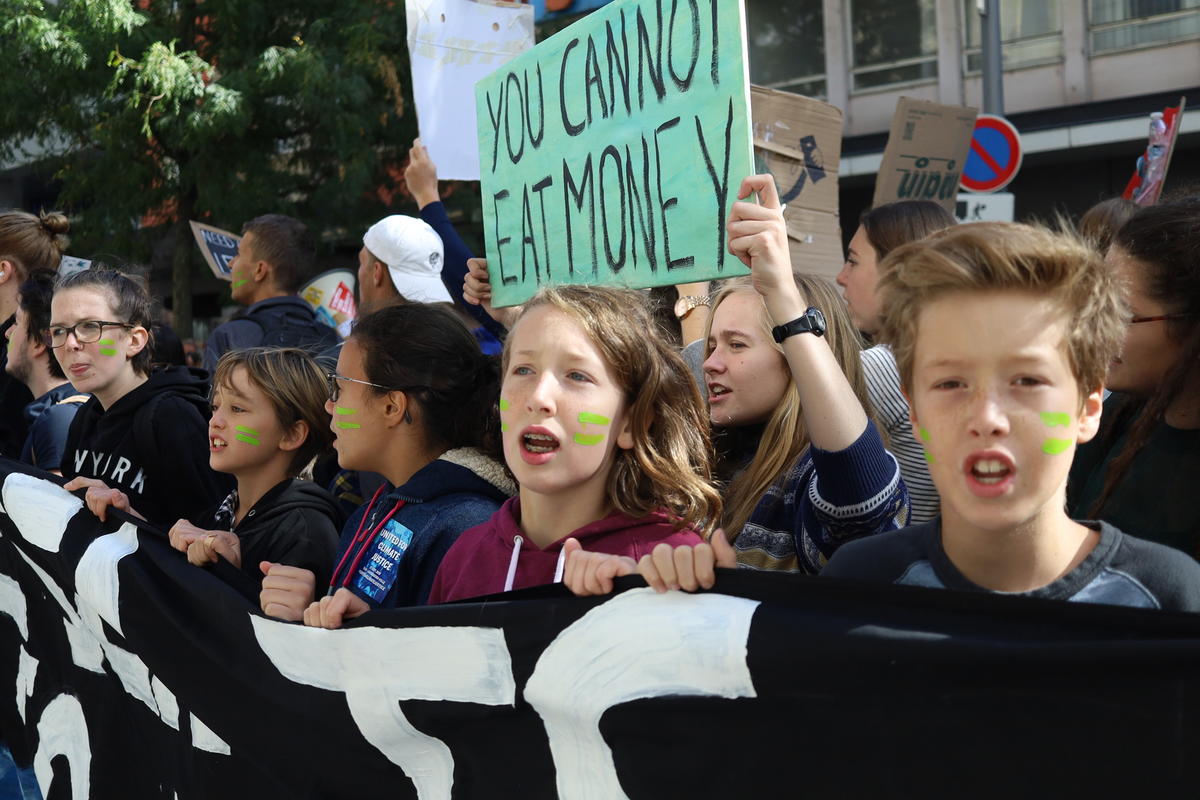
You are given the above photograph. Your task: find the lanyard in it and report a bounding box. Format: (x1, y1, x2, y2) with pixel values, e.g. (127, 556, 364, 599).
(327, 485, 406, 594)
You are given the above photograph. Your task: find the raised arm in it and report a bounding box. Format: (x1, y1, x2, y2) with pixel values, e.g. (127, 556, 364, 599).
(726, 175, 869, 451)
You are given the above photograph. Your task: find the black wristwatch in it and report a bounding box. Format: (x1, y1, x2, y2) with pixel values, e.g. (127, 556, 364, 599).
(771, 307, 826, 342)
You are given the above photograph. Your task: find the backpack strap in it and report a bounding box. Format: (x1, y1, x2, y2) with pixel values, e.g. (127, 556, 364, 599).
(56, 394, 89, 406)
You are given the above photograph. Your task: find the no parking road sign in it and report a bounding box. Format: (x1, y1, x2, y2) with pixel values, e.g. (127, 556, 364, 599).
(961, 114, 1022, 193)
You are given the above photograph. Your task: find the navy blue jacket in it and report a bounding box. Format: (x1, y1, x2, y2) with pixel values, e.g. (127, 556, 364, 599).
(329, 448, 515, 608)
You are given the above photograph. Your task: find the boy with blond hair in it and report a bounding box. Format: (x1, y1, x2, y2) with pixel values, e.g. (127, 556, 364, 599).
(821, 222, 1200, 609)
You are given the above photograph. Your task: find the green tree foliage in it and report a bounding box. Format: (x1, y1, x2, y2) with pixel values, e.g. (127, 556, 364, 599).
(0, 0, 415, 335)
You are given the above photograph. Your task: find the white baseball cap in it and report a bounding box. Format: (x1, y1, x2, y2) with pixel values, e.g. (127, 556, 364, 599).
(362, 215, 451, 304)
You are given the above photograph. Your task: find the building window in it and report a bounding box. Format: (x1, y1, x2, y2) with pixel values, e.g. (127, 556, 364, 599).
(745, 0, 826, 98)
(1089, 0, 1200, 53)
(849, 0, 939, 91)
(963, 0, 1063, 73)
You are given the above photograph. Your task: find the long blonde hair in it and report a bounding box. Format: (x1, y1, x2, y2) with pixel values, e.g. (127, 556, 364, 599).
(707, 275, 869, 539)
(506, 286, 723, 535)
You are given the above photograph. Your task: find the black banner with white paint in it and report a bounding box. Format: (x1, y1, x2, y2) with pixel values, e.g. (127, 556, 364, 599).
(1, 457, 1199, 798)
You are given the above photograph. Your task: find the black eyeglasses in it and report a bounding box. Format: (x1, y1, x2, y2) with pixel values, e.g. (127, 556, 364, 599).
(48, 320, 134, 348)
(1129, 312, 1189, 324)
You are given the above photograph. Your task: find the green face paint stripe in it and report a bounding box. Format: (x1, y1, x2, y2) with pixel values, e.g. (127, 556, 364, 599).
(1040, 412, 1071, 428)
(498, 398, 510, 411)
(234, 434, 261, 446)
(335, 406, 357, 416)
(336, 421, 362, 430)
(1042, 438, 1073, 455)
(573, 433, 605, 446)
(578, 412, 610, 426)
(235, 425, 261, 436)
(98, 339, 115, 345)
(918, 427, 931, 442)
(98, 337, 118, 356)
(500, 423, 509, 432)
(923, 451, 935, 464)
(231, 279, 248, 288)
(98, 349, 117, 357)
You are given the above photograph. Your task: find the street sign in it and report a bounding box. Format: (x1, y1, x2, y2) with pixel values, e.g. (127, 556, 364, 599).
(954, 191, 1014, 223)
(960, 114, 1022, 193)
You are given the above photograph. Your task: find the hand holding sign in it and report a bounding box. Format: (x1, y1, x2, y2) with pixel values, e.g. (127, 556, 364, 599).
(463, 257, 522, 328)
(65, 476, 145, 523)
(637, 529, 735, 593)
(562, 538, 637, 596)
(404, 138, 440, 209)
(258, 562, 316, 622)
(303, 587, 370, 629)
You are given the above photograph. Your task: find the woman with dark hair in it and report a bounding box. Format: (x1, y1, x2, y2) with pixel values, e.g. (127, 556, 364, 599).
(55, 268, 229, 524)
(1069, 197, 1200, 555)
(261, 302, 516, 626)
(837, 200, 956, 523)
(0, 210, 69, 457)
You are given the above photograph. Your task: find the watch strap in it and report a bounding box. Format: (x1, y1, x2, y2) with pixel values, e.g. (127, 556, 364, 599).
(771, 307, 825, 342)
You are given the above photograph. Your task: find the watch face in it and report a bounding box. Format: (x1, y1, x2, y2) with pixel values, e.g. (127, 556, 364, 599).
(674, 296, 691, 318)
(811, 307, 827, 333)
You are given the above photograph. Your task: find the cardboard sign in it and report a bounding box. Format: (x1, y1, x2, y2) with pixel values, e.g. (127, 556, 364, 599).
(300, 269, 358, 339)
(478, 0, 755, 307)
(406, 0, 535, 180)
(751, 86, 843, 279)
(189, 221, 241, 282)
(873, 97, 977, 212)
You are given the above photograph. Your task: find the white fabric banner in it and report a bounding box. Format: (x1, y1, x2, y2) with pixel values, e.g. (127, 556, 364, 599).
(406, 0, 535, 180)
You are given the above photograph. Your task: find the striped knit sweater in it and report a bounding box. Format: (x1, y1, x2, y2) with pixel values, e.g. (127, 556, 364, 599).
(861, 344, 940, 523)
(734, 422, 910, 574)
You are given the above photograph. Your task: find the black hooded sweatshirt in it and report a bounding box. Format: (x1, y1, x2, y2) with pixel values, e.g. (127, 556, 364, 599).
(62, 366, 231, 526)
(194, 478, 344, 591)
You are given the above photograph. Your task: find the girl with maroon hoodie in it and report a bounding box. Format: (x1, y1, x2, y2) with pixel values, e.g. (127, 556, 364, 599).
(427, 285, 722, 603)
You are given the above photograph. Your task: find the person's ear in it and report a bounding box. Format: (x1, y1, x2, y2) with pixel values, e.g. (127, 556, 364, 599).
(126, 325, 150, 358)
(381, 389, 411, 429)
(615, 411, 636, 450)
(0, 260, 13, 284)
(279, 419, 308, 453)
(28, 334, 48, 360)
(372, 261, 388, 289)
(252, 259, 271, 285)
(1076, 386, 1105, 445)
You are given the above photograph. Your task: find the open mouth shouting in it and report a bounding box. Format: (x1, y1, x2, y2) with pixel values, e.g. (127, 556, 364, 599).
(519, 426, 560, 465)
(210, 435, 228, 453)
(963, 451, 1016, 498)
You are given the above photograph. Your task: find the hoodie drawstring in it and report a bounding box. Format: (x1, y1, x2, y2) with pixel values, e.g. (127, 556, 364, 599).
(503, 535, 523, 593)
(553, 548, 566, 585)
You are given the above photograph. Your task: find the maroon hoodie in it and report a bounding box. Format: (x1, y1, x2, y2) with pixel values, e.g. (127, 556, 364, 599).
(427, 496, 703, 603)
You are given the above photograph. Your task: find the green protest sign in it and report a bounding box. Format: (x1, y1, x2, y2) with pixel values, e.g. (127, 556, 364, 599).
(477, 0, 754, 307)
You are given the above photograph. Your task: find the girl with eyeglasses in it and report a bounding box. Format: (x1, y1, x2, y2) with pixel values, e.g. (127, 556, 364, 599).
(55, 268, 229, 524)
(1069, 197, 1200, 554)
(264, 302, 515, 626)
